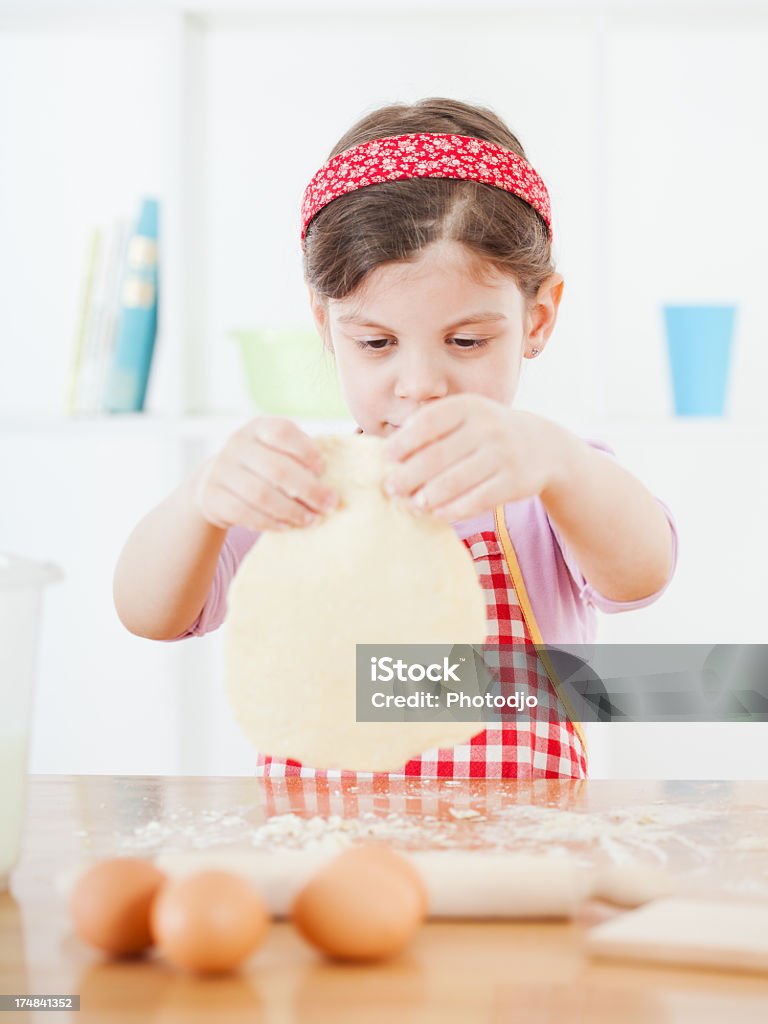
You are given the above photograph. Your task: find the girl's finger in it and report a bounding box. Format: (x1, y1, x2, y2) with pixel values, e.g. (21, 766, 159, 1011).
(384, 429, 480, 498)
(219, 462, 323, 528)
(247, 417, 326, 475)
(205, 482, 288, 533)
(239, 442, 338, 515)
(384, 398, 468, 462)
(429, 472, 508, 523)
(409, 448, 500, 515)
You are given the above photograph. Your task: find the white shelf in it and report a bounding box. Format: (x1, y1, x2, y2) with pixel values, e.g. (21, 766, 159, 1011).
(0, 413, 355, 439)
(1, 413, 765, 443)
(6, 1, 768, 18)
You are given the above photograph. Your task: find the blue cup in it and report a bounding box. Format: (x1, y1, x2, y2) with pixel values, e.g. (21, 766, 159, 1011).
(663, 304, 736, 416)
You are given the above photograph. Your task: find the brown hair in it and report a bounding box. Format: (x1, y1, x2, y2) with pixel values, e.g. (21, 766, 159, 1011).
(302, 97, 555, 310)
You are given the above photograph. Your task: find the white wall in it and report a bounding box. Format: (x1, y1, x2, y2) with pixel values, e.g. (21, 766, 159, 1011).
(202, 12, 600, 421)
(603, 24, 768, 422)
(1, 4, 766, 777)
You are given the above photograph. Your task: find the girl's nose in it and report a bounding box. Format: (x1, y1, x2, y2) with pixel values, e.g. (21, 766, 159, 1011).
(394, 354, 449, 403)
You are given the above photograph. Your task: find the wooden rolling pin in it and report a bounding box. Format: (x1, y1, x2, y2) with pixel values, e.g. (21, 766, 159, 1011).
(158, 849, 596, 918)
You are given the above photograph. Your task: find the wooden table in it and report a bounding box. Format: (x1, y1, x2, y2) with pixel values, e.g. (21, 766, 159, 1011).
(3, 776, 768, 1023)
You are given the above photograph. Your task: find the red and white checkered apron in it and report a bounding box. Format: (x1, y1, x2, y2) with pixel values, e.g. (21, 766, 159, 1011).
(255, 505, 588, 783)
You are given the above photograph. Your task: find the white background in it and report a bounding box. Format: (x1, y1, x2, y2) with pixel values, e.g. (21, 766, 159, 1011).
(1, 1, 766, 777)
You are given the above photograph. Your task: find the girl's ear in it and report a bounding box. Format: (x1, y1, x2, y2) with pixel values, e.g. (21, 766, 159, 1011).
(307, 287, 333, 351)
(525, 273, 564, 353)
(307, 286, 325, 330)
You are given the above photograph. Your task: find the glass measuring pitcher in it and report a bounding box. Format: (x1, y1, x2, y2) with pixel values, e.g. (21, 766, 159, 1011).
(0, 553, 61, 889)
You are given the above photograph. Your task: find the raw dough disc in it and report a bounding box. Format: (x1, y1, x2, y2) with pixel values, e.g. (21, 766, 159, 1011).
(223, 434, 488, 771)
(591, 864, 675, 908)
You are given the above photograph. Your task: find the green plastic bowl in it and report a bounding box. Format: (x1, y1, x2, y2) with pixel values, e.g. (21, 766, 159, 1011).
(231, 328, 349, 418)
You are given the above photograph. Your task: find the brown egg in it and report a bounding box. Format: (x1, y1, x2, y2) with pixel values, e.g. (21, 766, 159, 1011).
(292, 845, 424, 961)
(69, 857, 166, 956)
(151, 869, 270, 975)
(352, 844, 429, 917)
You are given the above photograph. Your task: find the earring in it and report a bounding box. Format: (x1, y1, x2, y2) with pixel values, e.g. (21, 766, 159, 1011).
(530, 347, 540, 357)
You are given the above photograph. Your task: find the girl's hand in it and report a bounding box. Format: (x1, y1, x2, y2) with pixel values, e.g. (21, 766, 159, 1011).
(194, 417, 339, 532)
(382, 395, 571, 522)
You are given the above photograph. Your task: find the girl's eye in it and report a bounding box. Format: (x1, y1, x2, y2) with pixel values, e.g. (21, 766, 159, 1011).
(356, 338, 392, 350)
(450, 337, 489, 349)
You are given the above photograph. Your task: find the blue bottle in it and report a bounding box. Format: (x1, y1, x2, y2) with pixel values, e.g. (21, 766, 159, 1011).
(104, 198, 159, 413)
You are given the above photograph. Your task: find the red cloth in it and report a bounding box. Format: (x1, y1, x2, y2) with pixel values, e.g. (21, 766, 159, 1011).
(301, 132, 553, 245)
(255, 528, 587, 781)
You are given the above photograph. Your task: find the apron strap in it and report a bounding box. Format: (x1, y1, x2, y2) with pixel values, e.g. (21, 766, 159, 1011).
(493, 505, 589, 765)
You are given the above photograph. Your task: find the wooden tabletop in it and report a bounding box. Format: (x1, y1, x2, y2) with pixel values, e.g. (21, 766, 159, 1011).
(3, 776, 768, 1023)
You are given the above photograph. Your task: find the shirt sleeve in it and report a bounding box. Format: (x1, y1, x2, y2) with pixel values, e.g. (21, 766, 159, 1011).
(546, 438, 679, 614)
(163, 525, 260, 640)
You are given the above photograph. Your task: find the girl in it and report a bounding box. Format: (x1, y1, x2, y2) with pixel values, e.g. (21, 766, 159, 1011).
(114, 97, 677, 781)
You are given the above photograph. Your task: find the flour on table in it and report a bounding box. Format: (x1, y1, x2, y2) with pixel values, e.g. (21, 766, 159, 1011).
(104, 799, 748, 875)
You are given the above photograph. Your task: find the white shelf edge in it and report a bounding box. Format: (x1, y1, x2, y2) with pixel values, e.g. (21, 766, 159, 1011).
(1, 413, 766, 442)
(0, 413, 356, 439)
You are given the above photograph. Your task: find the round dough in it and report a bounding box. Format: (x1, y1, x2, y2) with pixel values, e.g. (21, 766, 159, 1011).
(591, 864, 675, 908)
(223, 434, 488, 771)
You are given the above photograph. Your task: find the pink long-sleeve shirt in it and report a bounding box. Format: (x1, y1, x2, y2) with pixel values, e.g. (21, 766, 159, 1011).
(175, 438, 678, 645)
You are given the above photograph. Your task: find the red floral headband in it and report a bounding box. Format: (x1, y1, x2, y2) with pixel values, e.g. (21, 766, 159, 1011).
(300, 132, 553, 247)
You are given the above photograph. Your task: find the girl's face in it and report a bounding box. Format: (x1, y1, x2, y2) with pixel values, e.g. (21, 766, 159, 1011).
(309, 240, 563, 437)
